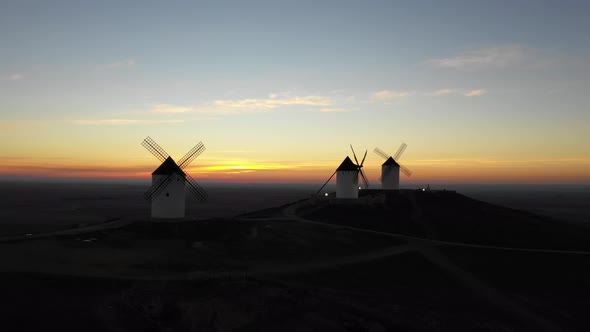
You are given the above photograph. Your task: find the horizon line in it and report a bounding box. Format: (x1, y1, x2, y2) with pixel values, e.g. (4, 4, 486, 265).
(0, 176, 588, 187)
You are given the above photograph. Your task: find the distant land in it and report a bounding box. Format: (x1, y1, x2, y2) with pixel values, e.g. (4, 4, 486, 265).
(1, 179, 588, 230)
(1, 180, 589, 331)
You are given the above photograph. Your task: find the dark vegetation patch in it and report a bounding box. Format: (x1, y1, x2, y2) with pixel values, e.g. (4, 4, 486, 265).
(441, 247, 590, 288)
(284, 252, 458, 289)
(50, 218, 401, 272)
(415, 191, 590, 250)
(0, 271, 528, 332)
(440, 247, 590, 331)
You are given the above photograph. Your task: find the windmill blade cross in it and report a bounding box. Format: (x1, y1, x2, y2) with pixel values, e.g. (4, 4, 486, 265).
(142, 136, 170, 162)
(350, 144, 360, 165)
(185, 173, 208, 201)
(373, 147, 390, 160)
(400, 163, 413, 177)
(359, 169, 370, 189)
(178, 142, 205, 169)
(393, 143, 407, 161)
(314, 170, 337, 196)
(360, 149, 367, 167)
(143, 174, 173, 200)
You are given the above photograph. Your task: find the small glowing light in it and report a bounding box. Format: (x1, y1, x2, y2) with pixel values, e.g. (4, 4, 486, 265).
(324, 193, 328, 197)
(422, 188, 426, 191)
(358, 186, 362, 190)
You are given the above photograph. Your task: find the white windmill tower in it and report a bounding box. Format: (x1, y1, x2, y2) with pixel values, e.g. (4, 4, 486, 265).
(142, 137, 207, 219)
(374, 142, 412, 190)
(316, 145, 369, 198)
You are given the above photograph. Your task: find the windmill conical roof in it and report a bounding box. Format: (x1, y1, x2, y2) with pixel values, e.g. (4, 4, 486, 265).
(152, 156, 186, 176)
(382, 156, 400, 167)
(337, 156, 359, 171)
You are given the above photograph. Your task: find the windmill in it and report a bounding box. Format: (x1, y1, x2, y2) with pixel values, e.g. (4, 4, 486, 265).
(374, 142, 412, 190)
(315, 145, 369, 199)
(142, 136, 207, 218)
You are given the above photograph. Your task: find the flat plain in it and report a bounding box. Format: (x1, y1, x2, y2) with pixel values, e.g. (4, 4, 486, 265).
(1, 180, 589, 331)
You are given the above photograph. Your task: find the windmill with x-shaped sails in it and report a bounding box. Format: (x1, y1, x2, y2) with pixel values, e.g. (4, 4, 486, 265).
(142, 136, 207, 218)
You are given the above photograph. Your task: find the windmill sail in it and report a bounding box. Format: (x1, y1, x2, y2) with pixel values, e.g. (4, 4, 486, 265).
(142, 136, 169, 162)
(393, 143, 407, 161)
(373, 147, 389, 160)
(185, 173, 208, 201)
(178, 142, 205, 169)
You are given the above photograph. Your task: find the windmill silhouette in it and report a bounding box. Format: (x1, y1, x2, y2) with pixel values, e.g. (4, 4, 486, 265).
(374, 142, 412, 190)
(316, 145, 369, 198)
(142, 136, 207, 218)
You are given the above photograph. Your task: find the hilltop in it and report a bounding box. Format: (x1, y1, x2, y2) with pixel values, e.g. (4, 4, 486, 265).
(296, 189, 590, 250)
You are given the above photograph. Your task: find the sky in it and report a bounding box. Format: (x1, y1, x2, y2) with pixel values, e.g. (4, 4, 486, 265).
(1, 0, 589, 184)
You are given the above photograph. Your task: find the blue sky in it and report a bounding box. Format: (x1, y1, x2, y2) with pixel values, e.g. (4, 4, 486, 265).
(1, 0, 589, 183)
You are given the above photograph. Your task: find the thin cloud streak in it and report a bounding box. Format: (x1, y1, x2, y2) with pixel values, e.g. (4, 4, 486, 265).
(213, 95, 333, 109)
(432, 88, 456, 96)
(428, 88, 487, 97)
(371, 90, 411, 101)
(407, 157, 590, 167)
(319, 108, 349, 113)
(464, 89, 487, 97)
(0, 164, 149, 178)
(150, 94, 335, 115)
(1, 73, 24, 81)
(150, 104, 239, 115)
(73, 119, 184, 125)
(214, 150, 257, 153)
(152, 104, 193, 114)
(427, 45, 542, 71)
(95, 59, 135, 71)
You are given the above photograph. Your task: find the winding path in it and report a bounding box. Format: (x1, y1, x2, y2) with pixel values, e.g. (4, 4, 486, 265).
(282, 198, 590, 255)
(280, 197, 566, 332)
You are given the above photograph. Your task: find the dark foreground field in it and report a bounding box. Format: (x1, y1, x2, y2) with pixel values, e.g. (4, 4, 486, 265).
(1, 181, 589, 331)
(0, 181, 315, 236)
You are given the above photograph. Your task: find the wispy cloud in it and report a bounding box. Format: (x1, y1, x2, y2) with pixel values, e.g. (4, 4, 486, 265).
(371, 90, 411, 101)
(429, 88, 487, 97)
(432, 88, 456, 96)
(95, 59, 135, 71)
(1, 73, 23, 81)
(464, 89, 487, 97)
(198, 163, 294, 172)
(0, 164, 150, 179)
(407, 157, 590, 167)
(214, 150, 257, 154)
(149, 94, 335, 115)
(319, 108, 349, 113)
(150, 104, 237, 115)
(212, 95, 333, 110)
(427, 45, 543, 71)
(73, 119, 184, 125)
(151, 104, 193, 114)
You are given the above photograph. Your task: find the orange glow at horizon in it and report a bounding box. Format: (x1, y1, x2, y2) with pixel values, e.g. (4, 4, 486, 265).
(1, 156, 589, 184)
